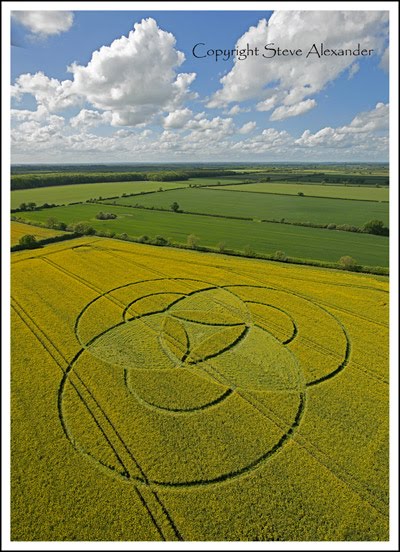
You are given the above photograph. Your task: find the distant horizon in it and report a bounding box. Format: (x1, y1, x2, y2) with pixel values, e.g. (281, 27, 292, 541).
(11, 161, 389, 166)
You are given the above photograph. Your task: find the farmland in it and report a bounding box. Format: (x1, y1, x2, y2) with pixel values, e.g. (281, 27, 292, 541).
(11, 237, 389, 541)
(229, 166, 389, 177)
(10, 221, 67, 246)
(13, 203, 389, 267)
(10, 180, 192, 209)
(10, 162, 389, 273)
(10, 178, 247, 208)
(108, 187, 389, 227)
(209, 183, 389, 202)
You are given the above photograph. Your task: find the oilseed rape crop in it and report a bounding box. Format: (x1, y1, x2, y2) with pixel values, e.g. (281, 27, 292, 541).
(11, 237, 388, 541)
(10, 221, 66, 246)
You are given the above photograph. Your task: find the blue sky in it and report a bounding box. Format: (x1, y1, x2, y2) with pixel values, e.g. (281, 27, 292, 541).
(10, 9, 389, 163)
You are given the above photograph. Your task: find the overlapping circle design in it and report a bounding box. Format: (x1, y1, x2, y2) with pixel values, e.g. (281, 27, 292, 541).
(59, 278, 349, 488)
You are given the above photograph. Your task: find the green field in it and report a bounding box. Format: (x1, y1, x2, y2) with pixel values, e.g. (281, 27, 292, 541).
(230, 166, 388, 176)
(104, 187, 389, 227)
(224, 170, 389, 186)
(185, 177, 242, 186)
(10, 180, 193, 209)
(209, 183, 389, 202)
(10, 178, 244, 208)
(15, 203, 388, 267)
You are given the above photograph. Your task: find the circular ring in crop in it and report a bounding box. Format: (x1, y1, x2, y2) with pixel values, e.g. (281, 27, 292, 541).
(60, 278, 349, 488)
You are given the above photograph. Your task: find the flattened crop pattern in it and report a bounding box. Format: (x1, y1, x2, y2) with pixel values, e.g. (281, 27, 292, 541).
(11, 239, 388, 541)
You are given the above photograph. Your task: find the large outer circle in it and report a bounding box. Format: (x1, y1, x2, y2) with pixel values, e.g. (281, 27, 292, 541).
(60, 278, 349, 488)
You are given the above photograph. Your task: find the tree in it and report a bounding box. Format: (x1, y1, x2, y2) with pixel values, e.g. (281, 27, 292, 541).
(217, 241, 226, 252)
(72, 222, 96, 235)
(47, 217, 59, 229)
(187, 234, 200, 249)
(153, 235, 169, 246)
(243, 245, 256, 257)
(18, 234, 38, 248)
(26, 202, 37, 211)
(297, 192, 304, 197)
(274, 250, 288, 261)
(362, 219, 389, 236)
(95, 212, 117, 220)
(170, 201, 180, 212)
(339, 256, 358, 270)
(19, 202, 27, 211)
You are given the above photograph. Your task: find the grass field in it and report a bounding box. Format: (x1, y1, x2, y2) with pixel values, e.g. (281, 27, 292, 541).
(10, 178, 243, 208)
(184, 177, 242, 186)
(107, 187, 389, 227)
(209, 183, 389, 202)
(10, 180, 194, 209)
(10, 221, 67, 246)
(231, 168, 389, 176)
(15, 203, 389, 267)
(224, 171, 389, 186)
(11, 237, 388, 541)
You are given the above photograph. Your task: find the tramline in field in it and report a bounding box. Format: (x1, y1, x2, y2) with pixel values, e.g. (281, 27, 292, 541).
(11, 237, 388, 541)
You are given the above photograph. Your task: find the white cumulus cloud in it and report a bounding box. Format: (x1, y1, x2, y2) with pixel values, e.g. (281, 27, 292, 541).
(68, 18, 196, 126)
(270, 99, 316, 121)
(339, 102, 389, 133)
(11, 71, 82, 112)
(163, 108, 193, 129)
(239, 121, 257, 134)
(256, 96, 278, 112)
(11, 18, 196, 127)
(11, 106, 388, 163)
(12, 11, 74, 36)
(295, 103, 389, 147)
(208, 11, 388, 122)
(70, 109, 113, 128)
(225, 104, 251, 116)
(11, 105, 49, 122)
(186, 116, 235, 143)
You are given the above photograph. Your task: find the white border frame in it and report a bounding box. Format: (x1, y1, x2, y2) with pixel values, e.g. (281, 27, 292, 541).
(2, 2, 398, 550)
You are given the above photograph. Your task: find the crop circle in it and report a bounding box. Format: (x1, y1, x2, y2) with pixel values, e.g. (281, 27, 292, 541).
(61, 278, 349, 488)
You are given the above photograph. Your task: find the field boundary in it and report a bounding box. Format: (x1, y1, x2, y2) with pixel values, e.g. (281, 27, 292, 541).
(203, 185, 389, 203)
(11, 232, 81, 252)
(10, 219, 389, 275)
(94, 201, 389, 236)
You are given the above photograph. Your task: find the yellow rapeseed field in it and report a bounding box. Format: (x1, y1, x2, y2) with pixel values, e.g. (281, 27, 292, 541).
(10, 221, 67, 245)
(11, 237, 389, 541)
